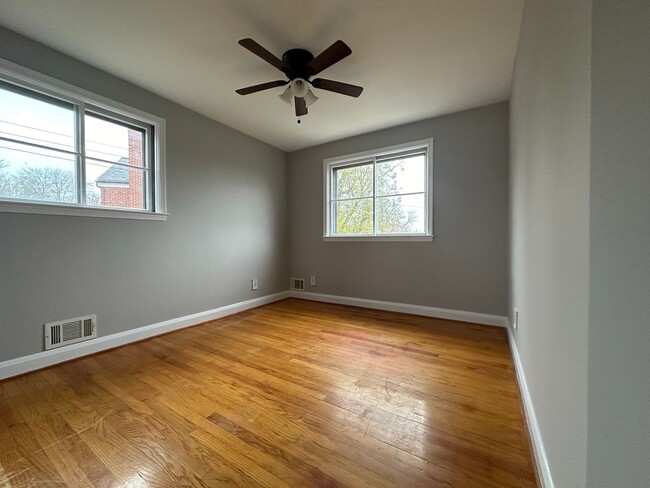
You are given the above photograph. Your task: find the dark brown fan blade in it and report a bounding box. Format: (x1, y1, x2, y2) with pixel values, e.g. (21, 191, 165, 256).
(311, 78, 363, 97)
(295, 97, 307, 116)
(306, 40, 352, 76)
(238, 38, 284, 71)
(236, 80, 288, 95)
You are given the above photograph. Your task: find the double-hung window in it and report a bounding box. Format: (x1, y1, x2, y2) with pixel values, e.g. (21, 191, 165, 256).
(0, 59, 166, 219)
(324, 139, 433, 240)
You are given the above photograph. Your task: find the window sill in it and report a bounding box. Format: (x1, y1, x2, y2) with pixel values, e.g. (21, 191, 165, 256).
(0, 200, 168, 221)
(322, 235, 434, 242)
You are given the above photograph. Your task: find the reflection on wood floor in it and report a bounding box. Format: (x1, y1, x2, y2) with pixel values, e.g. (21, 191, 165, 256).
(0, 298, 537, 487)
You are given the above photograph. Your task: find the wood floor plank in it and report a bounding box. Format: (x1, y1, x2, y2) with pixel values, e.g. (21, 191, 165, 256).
(0, 298, 537, 487)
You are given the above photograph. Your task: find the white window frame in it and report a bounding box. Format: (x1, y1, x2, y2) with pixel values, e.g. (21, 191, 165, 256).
(323, 138, 434, 241)
(0, 58, 167, 220)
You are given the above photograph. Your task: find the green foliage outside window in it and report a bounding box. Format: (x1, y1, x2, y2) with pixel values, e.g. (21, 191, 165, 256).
(334, 159, 418, 234)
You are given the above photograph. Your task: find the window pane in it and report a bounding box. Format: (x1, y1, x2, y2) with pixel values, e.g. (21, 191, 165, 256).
(334, 198, 373, 234)
(376, 154, 425, 196)
(377, 194, 426, 234)
(85, 113, 146, 168)
(0, 81, 75, 152)
(0, 140, 76, 203)
(334, 162, 373, 199)
(88, 158, 147, 210)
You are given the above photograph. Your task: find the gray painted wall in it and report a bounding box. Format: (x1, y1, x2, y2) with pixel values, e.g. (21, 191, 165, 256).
(0, 27, 289, 362)
(288, 103, 509, 316)
(509, 0, 591, 487)
(588, 1, 650, 485)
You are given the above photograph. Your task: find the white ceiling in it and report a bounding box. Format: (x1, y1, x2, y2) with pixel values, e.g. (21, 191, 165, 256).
(0, 0, 523, 152)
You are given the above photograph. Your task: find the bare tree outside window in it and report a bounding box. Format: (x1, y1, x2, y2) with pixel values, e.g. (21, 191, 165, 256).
(13, 166, 75, 202)
(86, 184, 101, 205)
(0, 161, 13, 196)
(0, 160, 103, 205)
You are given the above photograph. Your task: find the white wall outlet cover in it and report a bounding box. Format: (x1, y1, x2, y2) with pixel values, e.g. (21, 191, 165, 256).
(310, 276, 316, 286)
(513, 308, 519, 329)
(251, 278, 258, 291)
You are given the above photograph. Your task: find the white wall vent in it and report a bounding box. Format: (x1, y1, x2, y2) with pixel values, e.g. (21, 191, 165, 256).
(290, 277, 305, 291)
(44, 314, 97, 350)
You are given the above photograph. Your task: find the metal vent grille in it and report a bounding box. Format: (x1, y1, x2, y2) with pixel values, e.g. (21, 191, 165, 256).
(290, 277, 305, 291)
(62, 320, 82, 342)
(83, 318, 93, 337)
(45, 315, 97, 350)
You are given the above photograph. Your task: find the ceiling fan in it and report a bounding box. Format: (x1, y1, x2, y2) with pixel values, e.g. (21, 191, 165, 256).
(235, 38, 363, 118)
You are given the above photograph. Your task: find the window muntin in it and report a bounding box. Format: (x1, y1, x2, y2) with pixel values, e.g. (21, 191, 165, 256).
(325, 140, 433, 239)
(0, 60, 166, 218)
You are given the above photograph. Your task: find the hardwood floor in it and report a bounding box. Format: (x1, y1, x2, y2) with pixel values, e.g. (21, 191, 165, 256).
(0, 298, 537, 487)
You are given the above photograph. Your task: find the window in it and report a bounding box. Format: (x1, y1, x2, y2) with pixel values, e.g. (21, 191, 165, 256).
(0, 59, 166, 219)
(324, 139, 433, 241)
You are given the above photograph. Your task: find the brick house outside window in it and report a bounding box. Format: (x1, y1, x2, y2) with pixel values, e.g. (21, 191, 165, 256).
(95, 128, 145, 209)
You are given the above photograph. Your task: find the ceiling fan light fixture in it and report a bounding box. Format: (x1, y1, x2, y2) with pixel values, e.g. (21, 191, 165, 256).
(304, 89, 319, 107)
(280, 82, 317, 108)
(290, 78, 309, 98)
(279, 86, 293, 105)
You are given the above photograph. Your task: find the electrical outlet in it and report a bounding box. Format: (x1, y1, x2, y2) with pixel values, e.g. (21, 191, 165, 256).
(513, 308, 519, 330)
(310, 275, 316, 286)
(251, 278, 258, 291)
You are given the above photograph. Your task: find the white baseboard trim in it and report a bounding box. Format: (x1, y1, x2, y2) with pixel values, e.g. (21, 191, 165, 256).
(290, 291, 509, 327)
(0, 291, 290, 381)
(507, 327, 554, 488)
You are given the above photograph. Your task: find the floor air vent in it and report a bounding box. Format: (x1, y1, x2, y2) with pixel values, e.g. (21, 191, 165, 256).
(290, 277, 305, 291)
(45, 314, 97, 350)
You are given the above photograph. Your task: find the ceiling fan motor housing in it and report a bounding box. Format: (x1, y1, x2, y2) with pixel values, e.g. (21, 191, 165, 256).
(281, 49, 315, 80)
